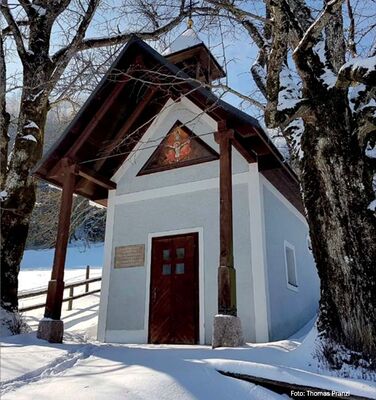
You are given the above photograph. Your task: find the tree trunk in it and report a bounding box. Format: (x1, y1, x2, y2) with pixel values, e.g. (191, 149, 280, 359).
(0, 34, 10, 188)
(1, 65, 48, 311)
(300, 93, 376, 363)
(1, 5, 54, 311)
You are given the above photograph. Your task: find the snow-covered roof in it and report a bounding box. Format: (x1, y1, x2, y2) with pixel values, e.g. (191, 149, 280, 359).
(162, 28, 203, 56)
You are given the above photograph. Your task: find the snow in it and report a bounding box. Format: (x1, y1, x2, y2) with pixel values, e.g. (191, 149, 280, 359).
(89, 200, 106, 209)
(2, 246, 375, 399)
(251, 62, 267, 88)
(23, 120, 39, 130)
(0, 308, 15, 337)
(31, 4, 47, 16)
(47, 183, 62, 191)
(341, 55, 376, 77)
(2, 312, 376, 399)
(162, 28, 203, 56)
(365, 142, 376, 159)
(319, 68, 337, 88)
(21, 243, 104, 270)
(277, 67, 301, 112)
(349, 83, 366, 112)
(26, 90, 44, 102)
(209, 360, 375, 398)
(270, 135, 290, 160)
(0, 190, 8, 201)
(18, 268, 102, 292)
(21, 134, 37, 143)
(368, 199, 376, 212)
(286, 118, 304, 160)
(1, 335, 278, 400)
(313, 41, 337, 89)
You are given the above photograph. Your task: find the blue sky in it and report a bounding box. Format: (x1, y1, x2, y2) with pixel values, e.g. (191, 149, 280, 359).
(3, 0, 375, 123)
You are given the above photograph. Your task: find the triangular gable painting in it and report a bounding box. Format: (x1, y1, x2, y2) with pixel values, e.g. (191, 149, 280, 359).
(137, 121, 219, 175)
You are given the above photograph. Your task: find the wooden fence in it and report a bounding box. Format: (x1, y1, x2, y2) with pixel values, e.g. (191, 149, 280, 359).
(18, 265, 101, 313)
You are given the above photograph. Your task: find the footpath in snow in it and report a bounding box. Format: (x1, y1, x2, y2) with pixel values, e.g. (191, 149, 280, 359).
(1, 246, 375, 400)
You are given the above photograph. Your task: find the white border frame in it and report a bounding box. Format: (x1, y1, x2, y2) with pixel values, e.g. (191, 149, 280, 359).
(144, 227, 205, 345)
(284, 240, 299, 292)
(248, 163, 270, 342)
(97, 189, 116, 341)
(260, 174, 307, 225)
(114, 172, 248, 205)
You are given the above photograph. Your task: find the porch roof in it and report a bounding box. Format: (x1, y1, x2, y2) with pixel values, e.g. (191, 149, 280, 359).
(34, 36, 303, 213)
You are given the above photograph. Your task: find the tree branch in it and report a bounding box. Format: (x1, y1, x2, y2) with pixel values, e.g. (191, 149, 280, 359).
(251, 49, 268, 98)
(18, 0, 31, 17)
(53, 3, 193, 59)
(49, 0, 100, 91)
(264, 0, 289, 127)
(2, 20, 29, 36)
(205, 0, 270, 24)
(324, 0, 345, 73)
(0, 1, 27, 62)
(212, 83, 265, 110)
(336, 56, 376, 89)
(0, 32, 10, 188)
(291, 0, 344, 95)
(293, 0, 345, 57)
(346, 0, 357, 57)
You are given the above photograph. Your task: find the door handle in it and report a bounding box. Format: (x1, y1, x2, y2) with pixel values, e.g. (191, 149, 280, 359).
(153, 288, 157, 302)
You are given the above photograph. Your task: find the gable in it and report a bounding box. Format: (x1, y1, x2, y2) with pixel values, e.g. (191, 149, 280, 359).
(113, 96, 252, 197)
(137, 121, 218, 176)
(33, 36, 301, 210)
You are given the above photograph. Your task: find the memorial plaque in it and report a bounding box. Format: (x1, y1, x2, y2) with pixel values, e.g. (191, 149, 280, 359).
(114, 244, 145, 268)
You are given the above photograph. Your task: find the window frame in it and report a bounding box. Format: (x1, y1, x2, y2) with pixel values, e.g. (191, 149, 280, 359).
(284, 240, 299, 292)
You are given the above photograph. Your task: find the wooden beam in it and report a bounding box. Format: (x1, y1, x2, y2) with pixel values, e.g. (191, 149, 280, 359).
(93, 87, 157, 171)
(232, 135, 256, 163)
(245, 135, 271, 156)
(47, 158, 68, 181)
(77, 165, 116, 190)
(44, 159, 76, 320)
(215, 122, 237, 316)
(235, 124, 258, 138)
(258, 154, 282, 170)
(68, 78, 129, 158)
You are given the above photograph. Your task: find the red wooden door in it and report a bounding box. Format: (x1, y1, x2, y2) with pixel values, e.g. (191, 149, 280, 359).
(149, 233, 199, 344)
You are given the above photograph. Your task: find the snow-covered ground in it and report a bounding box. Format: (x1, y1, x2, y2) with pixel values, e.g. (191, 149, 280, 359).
(18, 268, 102, 292)
(20, 242, 104, 270)
(1, 250, 375, 399)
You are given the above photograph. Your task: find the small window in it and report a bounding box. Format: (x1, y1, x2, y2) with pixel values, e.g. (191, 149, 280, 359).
(284, 241, 298, 291)
(176, 263, 185, 274)
(162, 264, 172, 275)
(163, 249, 170, 260)
(176, 247, 185, 258)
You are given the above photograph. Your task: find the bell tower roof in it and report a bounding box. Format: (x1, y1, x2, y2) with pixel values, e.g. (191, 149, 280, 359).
(162, 27, 203, 56)
(162, 27, 225, 84)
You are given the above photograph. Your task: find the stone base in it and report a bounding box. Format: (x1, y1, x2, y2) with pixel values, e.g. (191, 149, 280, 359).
(212, 314, 244, 348)
(37, 319, 64, 343)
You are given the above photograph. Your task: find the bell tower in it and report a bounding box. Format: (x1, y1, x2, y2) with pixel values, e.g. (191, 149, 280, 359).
(162, 20, 225, 85)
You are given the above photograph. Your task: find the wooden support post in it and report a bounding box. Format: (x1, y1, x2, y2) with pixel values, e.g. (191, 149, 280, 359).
(85, 265, 90, 293)
(44, 159, 76, 320)
(212, 122, 244, 347)
(68, 287, 74, 311)
(215, 123, 237, 316)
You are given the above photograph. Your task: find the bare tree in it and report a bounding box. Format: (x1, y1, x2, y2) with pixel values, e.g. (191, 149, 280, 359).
(0, 0, 196, 312)
(206, 0, 376, 368)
